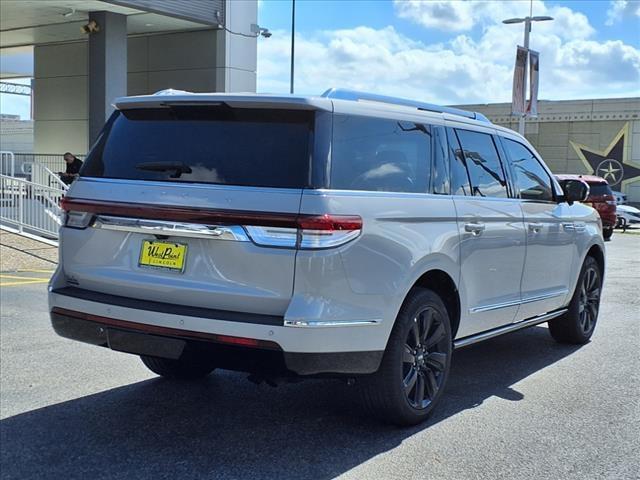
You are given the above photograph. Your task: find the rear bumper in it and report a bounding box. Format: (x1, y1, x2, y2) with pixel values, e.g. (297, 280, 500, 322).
(49, 289, 384, 376)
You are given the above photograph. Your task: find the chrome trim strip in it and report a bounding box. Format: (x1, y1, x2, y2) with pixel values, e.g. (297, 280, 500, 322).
(93, 215, 249, 241)
(469, 289, 568, 314)
(574, 222, 587, 233)
(454, 309, 567, 349)
(284, 319, 382, 328)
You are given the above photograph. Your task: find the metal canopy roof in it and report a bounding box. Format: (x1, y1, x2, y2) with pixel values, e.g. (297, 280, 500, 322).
(0, 0, 216, 49)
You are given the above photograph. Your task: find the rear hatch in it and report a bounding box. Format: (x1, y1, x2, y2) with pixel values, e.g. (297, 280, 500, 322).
(586, 181, 616, 222)
(59, 102, 317, 317)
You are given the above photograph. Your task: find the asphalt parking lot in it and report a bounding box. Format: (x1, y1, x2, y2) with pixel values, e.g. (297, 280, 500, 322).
(1, 233, 639, 480)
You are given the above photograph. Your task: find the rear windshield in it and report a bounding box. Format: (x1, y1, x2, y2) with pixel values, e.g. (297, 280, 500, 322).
(587, 182, 613, 196)
(82, 106, 313, 188)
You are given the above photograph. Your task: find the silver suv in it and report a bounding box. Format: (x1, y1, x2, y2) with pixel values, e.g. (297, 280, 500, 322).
(49, 89, 605, 425)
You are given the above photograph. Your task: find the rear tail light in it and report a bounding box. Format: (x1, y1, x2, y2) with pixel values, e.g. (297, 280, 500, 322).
(297, 214, 362, 249)
(61, 197, 94, 229)
(60, 198, 361, 249)
(65, 211, 94, 229)
(244, 226, 298, 248)
(245, 214, 362, 249)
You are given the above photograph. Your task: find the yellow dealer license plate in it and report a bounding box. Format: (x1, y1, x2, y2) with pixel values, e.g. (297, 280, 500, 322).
(139, 240, 187, 272)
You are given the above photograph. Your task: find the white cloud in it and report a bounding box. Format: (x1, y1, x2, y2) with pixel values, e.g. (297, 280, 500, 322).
(394, 0, 477, 32)
(605, 0, 640, 26)
(393, 0, 595, 39)
(257, 3, 640, 104)
(394, 0, 545, 32)
(258, 26, 513, 104)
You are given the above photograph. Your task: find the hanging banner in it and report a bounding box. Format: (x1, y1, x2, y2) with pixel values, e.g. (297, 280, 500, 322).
(527, 49, 540, 117)
(511, 46, 528, 116)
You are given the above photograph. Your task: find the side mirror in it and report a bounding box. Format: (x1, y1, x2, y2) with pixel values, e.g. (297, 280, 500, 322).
(560, 179, 590, 205)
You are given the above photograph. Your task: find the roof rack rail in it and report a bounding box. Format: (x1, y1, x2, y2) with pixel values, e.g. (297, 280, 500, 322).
(321, 88, 490, 123)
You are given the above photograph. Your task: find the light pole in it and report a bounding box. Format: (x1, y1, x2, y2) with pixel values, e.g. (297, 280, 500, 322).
(290, 0, 295, 94)
(503, 15, 553, 135)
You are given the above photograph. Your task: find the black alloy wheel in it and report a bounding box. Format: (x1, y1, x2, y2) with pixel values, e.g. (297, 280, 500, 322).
(360, 287, 452, 426)
(402, 307, 448, 409)
(577, 264, 601, 335)
(549, 255, 602, 344)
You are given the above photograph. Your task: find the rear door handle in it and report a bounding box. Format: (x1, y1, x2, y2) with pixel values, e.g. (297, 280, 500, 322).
(528, 222, 543, 234)
(465, 222, 485, 235)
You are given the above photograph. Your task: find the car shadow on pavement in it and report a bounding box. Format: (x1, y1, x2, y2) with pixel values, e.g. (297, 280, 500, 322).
(1, 325, 583, 480)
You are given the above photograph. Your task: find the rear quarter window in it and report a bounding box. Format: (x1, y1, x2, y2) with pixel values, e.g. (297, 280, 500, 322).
(330, 115, 432, 193)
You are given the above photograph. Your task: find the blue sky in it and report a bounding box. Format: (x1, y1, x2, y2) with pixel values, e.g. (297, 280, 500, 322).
(256, 0, 640, 103)
(1, 0, 639, 119)
(259, 1, 639, 46)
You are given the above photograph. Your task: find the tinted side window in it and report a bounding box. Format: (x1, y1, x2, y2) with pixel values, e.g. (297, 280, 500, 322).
(432, 126, 450, 194)
(446, 127, 471, 196)
(503, 139, 554, 202)
(455, 129, 508, 198)
(331, 115, 431, 193)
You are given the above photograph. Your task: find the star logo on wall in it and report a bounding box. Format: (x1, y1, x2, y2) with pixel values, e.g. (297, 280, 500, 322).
(596, 159, 623, 184)
(570, 123, 640, 188)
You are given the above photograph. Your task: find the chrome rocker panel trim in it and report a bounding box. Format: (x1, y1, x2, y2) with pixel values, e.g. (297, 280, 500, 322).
(469, 289, 568, 314)
(284, 319, 382, 328)
(454, 309, 568, 349)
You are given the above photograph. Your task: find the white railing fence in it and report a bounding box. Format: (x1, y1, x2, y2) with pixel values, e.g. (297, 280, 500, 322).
(21, 161, 69, 191)
(0, 174, 67, 239)
(0, 151, 15, 176)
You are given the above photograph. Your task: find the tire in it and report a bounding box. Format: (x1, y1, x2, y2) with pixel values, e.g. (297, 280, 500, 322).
(548, 256, 602, 344)
(603, 227, 613, 241)
(141, 354, 216, 380)
(360, 288, 452, 426)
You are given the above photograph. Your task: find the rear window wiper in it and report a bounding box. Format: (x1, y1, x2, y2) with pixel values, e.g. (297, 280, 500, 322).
(135, 161, 193, 178)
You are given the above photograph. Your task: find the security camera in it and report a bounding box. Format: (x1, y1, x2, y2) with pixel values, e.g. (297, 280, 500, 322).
(250, 23, 272, 38)
(81, 20, 100, 34)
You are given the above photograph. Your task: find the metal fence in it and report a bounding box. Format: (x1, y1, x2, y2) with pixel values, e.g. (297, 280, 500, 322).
(11, 153, 86, 179)
(0, 174, 66, 239)
(0, 151, 16, 176)
(0, 152, 74, 240)
(22, 161, 70, 191)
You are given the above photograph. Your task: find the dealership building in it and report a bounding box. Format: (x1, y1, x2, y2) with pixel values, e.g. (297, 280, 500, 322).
(459, 98, 640, 203)
(1, 0, 258, 155)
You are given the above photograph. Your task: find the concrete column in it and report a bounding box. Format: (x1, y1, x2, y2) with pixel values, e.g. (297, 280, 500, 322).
(33, 42, 88, 154)
(88, 11, 127, 145)
(215, 1, 257, 92)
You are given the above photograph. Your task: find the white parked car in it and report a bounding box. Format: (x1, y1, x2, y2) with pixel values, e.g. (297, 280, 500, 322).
(616, 204, 640, 229)
(612, 191, 627, 205)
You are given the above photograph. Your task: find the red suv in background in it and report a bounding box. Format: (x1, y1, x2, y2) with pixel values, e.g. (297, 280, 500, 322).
(556, 174, 617, 240)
